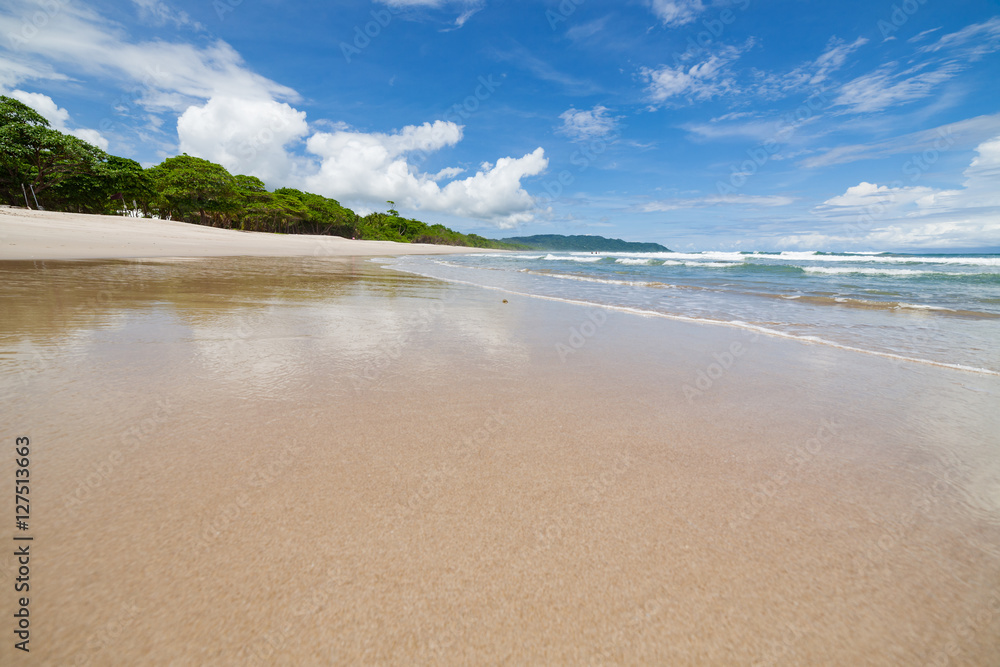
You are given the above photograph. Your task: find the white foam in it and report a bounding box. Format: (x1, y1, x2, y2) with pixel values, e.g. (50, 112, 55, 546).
(543, 254, 604, 262)
(615, 258, 654, 265)
(803, 267, 936, 276)
(684, 261, 741, 268)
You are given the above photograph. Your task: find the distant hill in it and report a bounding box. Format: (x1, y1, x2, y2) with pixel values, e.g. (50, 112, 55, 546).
(498, 234, 670, 252)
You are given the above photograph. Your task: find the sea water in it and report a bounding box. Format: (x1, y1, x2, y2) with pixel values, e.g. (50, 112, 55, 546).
(384, 250, 1000, 375)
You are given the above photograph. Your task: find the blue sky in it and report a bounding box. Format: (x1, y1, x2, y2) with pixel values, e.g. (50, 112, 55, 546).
(2, 0, 999, 250)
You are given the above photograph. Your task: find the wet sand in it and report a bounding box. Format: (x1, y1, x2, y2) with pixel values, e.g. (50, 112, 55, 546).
(0, 208, 494, 260)
(1, 256, 999, 665)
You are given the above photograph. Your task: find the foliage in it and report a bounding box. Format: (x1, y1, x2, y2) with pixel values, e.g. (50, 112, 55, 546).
(0, 96, 111, 209)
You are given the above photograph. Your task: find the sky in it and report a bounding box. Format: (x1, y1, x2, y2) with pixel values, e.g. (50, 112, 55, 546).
(1, 0, 999, 251)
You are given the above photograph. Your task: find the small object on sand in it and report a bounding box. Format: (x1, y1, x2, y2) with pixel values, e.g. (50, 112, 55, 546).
(502, 299, 508, 304)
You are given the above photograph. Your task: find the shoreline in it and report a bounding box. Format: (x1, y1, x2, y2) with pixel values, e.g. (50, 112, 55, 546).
(0, 208, 498, 261)
(386, 257, 1000, 377)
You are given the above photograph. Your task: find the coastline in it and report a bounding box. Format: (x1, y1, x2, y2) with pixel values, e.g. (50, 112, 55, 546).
(1, 255, 998, 664)
(0, 208, 498, 260)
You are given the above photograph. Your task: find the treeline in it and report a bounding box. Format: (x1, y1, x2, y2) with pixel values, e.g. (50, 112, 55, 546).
(0, 95, 518, 248)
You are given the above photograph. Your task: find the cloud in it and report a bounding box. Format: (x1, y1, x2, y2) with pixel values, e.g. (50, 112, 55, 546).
(641, 44, 743, 105)
(750, 37, 868, 98)
(916, 16, 1000, 57)
(819, 181, 936, 209)
(790, 136, 1000, 248)
(0, 1, 299, 116)
(829, 19, 1000, 115)
(833, 62, 961, 114)
(558, 106, 619, 141)
(129, 0, 204, 30)
(8, 89, 109, 150)
(375, 0, 484, 28)
(303, 122, 548, 227)
(647, 0, 705, 27)
(495, 45, 601, 95)
(641, 194, 794, 212)
(177, 96, 309, 185)
(800, 113, 1000, 168)
(566, 16, 612, 42)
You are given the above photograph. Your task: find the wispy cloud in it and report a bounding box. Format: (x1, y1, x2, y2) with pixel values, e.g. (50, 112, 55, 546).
(565, 15, 612, 42)
(800, 113, 1000, 168)
(640, 194, 794, 212)
(129, 0, 204, 31)
(750, 37, 868, 98)
(558, 106, 620, 141)
(916, 16, 1000, 57)
(833, 62, 962, 114)
(495, 44, 602, 95)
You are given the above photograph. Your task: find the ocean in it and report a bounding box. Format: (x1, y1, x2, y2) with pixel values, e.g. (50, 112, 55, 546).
(384, 250, 1000, 375)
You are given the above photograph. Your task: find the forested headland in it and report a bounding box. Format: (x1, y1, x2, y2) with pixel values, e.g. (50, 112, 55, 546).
(0, 96, 522, 249)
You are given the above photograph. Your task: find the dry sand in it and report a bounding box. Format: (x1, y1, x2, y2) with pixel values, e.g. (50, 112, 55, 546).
(1, 248, 999, 664)
(0, 208, 495, 260)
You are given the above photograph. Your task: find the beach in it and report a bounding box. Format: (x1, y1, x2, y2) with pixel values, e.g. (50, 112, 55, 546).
(0, 208, 492, 260)
(2, 212, 999, 665)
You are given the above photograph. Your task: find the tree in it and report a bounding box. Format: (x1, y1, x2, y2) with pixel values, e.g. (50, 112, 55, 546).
(0, 96, 108, 208)
(148, 154, 237, 225)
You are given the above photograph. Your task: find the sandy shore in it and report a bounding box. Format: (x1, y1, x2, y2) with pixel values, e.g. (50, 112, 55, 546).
(0, 208, 495, 260)
(1, 255, 998, 665)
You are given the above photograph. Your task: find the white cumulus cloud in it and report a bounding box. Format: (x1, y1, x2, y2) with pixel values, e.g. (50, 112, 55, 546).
(304, 122, 547, 227)
(177, 96, 309, 185)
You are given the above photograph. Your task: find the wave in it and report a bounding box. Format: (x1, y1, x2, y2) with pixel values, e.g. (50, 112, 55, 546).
(522, 270, 673, 288)
(802, 267, 949, 277)
(791, 295, 998, 318)
(540, 251, 1000, 267)
(615, 258, 654, 265)
(543, 254, 604, 263)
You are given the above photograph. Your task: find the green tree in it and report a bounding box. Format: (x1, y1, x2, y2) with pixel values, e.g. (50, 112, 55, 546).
(148, 154, 237, 226)
(0, 95, 108, 208)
